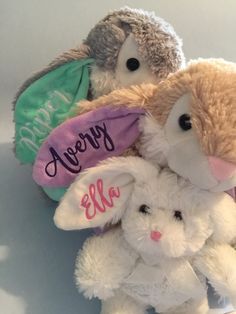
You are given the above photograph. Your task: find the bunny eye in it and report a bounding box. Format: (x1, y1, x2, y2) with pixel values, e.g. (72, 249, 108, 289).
(139, 204, 151, 215)
(126, 58, 140, 71)
(174, 210, 183, 221)
(178, 114, 192, 131)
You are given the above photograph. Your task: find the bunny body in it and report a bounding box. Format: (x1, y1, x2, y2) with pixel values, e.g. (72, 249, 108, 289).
(54, 157, 236, 313)
(76, 227, 209, 314)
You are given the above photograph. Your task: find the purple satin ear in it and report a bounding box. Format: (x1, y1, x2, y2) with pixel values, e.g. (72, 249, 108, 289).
(33, 105, 145, 187)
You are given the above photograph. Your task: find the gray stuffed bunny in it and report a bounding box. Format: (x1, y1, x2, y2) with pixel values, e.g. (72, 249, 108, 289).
(14, 7, 185, 201)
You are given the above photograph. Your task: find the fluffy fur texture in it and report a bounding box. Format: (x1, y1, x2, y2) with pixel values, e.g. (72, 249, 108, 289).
(193, 242, 236, 306)
(13, 44, 90, 105)
(86, 7, 185, 74)
(75, 59, 236, 192)
(54, 157, 236, 313)
(89, 65, 121, 98)
(14, 7, 184, 105)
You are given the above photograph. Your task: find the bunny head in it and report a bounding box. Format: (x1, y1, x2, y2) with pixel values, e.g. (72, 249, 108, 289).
(67, 59, 236, 195)
(54, 156, 235, 258)
(15, 7, 185, 104)
(138, 59, 236, 193)
(85, 7, 185, 97)
(14, 7, 185, 203)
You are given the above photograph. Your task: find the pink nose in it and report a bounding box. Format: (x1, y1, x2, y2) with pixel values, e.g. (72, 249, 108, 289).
(208, 156, 236, 181)
(150, 230, 162, 241)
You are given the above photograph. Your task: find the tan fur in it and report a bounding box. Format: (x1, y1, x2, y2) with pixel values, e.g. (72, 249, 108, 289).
(49, 44, 91, 67)
(73, 59, 236, 163)
(189, 61, 236, 163)
(156, 59, 236, 163)
(71, 84, 159, 157)
(74, 83, 158, 114)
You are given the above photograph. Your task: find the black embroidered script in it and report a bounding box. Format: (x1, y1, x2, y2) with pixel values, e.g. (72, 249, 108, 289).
(45, 123, 115, 177)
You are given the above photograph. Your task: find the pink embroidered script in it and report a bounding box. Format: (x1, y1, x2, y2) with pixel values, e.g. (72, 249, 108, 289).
(81, 179, 121, 220)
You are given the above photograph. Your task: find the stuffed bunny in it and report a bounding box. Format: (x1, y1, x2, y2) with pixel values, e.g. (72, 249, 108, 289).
(13, 7, 185, 201)
(76, 58, 236, 194)
(34, 59, 236, 201)
(53, 157, 236, 314)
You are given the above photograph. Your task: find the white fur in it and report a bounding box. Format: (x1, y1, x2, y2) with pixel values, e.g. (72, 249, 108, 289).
(193, 242, 236, 306)
(115, 34, 158, 87)
(90, 65, 121, 98)
(54, 157, 236, 314)
(75, 228, 138, 300)
(100, 290, 148, 314)
(90, 34, 158, 99)
(139, 114, 169, 167)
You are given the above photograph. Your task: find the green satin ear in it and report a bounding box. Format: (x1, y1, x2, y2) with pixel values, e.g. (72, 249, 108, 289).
(14, 58, 94, 164)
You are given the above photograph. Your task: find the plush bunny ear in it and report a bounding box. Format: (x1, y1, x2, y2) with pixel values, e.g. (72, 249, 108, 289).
(14, 56, 94, 164)
(32, 105, 144, 188)
(53, 157, 137, 230)
(54, 156, 159, 230)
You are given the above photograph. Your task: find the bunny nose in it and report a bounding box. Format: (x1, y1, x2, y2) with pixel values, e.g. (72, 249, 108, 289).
(208, 156, 236, 181)
(150, 230, 162, 241)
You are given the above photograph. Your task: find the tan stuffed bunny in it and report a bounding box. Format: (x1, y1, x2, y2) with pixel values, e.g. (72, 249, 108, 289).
(74, 58, 236, 194)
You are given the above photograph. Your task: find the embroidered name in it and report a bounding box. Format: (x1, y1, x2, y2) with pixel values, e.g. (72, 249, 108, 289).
(18, 91, 71, 154)
(80, 179, 120, 220)
(45, 123, 114, 177)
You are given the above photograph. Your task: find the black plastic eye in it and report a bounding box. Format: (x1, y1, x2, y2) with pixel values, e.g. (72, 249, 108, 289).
(174, 210, 183, 221)
(178, 114, 192, 131)
(139, 204, 150, 215)
(126, 58, 140, 71)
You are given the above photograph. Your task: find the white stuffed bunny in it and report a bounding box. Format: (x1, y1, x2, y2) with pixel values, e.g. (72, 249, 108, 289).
(54, 157, 236, 314)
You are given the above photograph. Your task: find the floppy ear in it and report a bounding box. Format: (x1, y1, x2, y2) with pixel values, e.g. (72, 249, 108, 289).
(14, 49, 93, 164)
(53, 157, 136, 230)
(32, 105, 144, 188)
(53, 156, 159, 230)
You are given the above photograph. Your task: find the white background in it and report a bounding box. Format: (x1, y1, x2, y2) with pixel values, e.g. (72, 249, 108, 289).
(0, 0, 236, 313)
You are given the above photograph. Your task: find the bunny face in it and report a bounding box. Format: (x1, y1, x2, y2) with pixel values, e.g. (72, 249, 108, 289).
(89, 34, 159, 97)
(121, 171, 213, 258)
(139, 59, 236, 193)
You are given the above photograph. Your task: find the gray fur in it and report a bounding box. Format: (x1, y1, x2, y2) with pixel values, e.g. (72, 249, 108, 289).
(85, 23, 126, 69)
(86, 6, 185, 76)
(14, 6, 185, 107)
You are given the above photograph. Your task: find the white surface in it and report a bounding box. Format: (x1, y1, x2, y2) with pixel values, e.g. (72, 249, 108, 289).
(0, 0, 236, 313)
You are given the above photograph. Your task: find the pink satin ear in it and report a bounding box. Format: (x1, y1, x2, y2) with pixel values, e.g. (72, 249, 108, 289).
(33, 105, 145, 187)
